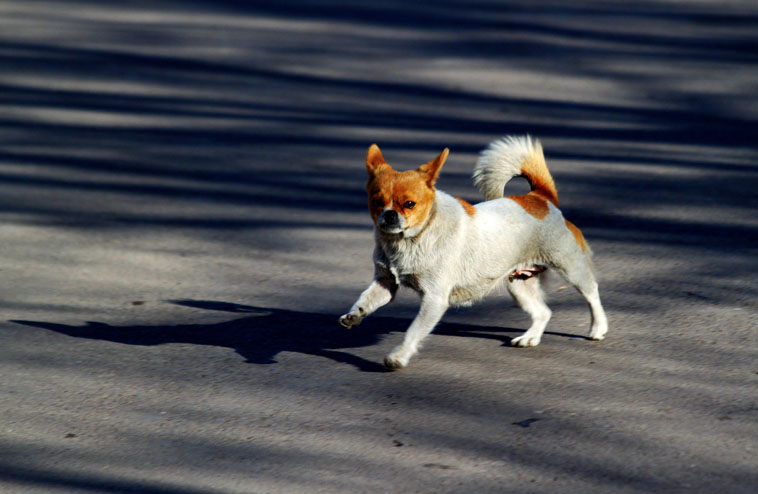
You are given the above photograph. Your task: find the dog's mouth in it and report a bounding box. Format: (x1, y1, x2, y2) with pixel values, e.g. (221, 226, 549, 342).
(378, 225, 403, 234)
(377, 221, 404, 234)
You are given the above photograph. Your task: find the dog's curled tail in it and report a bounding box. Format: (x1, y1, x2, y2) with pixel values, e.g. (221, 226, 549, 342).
(473, 135, 558, 205)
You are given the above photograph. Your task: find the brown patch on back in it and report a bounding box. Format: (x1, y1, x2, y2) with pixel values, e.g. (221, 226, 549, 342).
(565, 219, 588, 252)
(456, 197, 476, 217)
(508, 192, 550, 219)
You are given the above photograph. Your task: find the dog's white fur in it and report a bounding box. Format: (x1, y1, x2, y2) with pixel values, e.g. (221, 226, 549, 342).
(340, 136, 608, 369)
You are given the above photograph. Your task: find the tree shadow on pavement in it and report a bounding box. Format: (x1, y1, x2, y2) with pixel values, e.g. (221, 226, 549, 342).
(11, 299, 588, 372)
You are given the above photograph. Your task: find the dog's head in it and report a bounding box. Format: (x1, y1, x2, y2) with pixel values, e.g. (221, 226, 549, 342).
(364, 144, 449, 236)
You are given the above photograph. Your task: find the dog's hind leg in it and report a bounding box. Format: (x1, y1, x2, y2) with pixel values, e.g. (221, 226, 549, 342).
(555, 257, 608, 341)
(508, 275, 551, 347)
(576, 278, 608, 341)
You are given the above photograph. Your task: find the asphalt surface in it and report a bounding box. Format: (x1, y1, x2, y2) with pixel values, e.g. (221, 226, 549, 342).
(0, 1, 756, 493)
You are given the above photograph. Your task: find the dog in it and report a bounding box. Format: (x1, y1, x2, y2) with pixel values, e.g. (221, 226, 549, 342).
(339, 136, 608, 369)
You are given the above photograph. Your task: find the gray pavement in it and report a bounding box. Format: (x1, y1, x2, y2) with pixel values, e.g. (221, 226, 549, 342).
(0, 1, 756, 493)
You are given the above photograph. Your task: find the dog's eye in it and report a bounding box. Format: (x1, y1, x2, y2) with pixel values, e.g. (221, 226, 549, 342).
(371, 199, 384, 209)
(403, 201, 416, 210)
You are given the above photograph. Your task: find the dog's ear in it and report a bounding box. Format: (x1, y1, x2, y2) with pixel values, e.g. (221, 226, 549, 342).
(366, 144, 389, 175)
(417, 148, 449, 187)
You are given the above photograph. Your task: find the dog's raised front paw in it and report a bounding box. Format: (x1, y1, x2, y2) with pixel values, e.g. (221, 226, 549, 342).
(510, 333, 541, 348)
(338, 312, 363, 329)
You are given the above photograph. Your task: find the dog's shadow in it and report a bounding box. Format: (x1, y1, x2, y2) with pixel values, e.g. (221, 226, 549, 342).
(12, 300, 587, 372)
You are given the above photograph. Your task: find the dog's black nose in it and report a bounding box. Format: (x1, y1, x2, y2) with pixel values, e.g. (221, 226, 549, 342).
(379, 210, 399, 228)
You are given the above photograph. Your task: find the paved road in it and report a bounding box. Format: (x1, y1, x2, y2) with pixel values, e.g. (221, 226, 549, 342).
(1, 1, 756, 493)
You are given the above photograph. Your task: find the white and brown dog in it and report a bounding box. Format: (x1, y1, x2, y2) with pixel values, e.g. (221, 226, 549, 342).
(339, 136, 608, 369)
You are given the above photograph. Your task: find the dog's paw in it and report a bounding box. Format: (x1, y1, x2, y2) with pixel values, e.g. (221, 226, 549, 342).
(588, 325, 607, 341)
(510, 334, 541, 348)
(383, 355, 407, 370)
(384, 346, 410, 370)
(338, 312, 363, 329)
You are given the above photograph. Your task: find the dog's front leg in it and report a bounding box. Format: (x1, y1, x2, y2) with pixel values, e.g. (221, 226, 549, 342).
(384, 294, 449, 370)
(339, 269, 398, 329)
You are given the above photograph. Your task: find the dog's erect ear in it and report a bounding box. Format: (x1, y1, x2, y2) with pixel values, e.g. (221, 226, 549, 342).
(417, 148, 449, 187)
(366, 144, 389, 174)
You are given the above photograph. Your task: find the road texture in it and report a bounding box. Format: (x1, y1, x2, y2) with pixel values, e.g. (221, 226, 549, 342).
(0, 1, 756, 493)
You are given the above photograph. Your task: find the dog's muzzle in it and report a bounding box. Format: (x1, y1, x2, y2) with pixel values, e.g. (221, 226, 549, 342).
(378, 210, 402, 233)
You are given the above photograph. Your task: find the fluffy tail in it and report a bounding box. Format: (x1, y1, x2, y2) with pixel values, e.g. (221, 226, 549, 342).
(473, 135, 558, 205)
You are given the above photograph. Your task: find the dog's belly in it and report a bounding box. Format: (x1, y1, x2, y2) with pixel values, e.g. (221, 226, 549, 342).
(449, 277, 505, 306)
